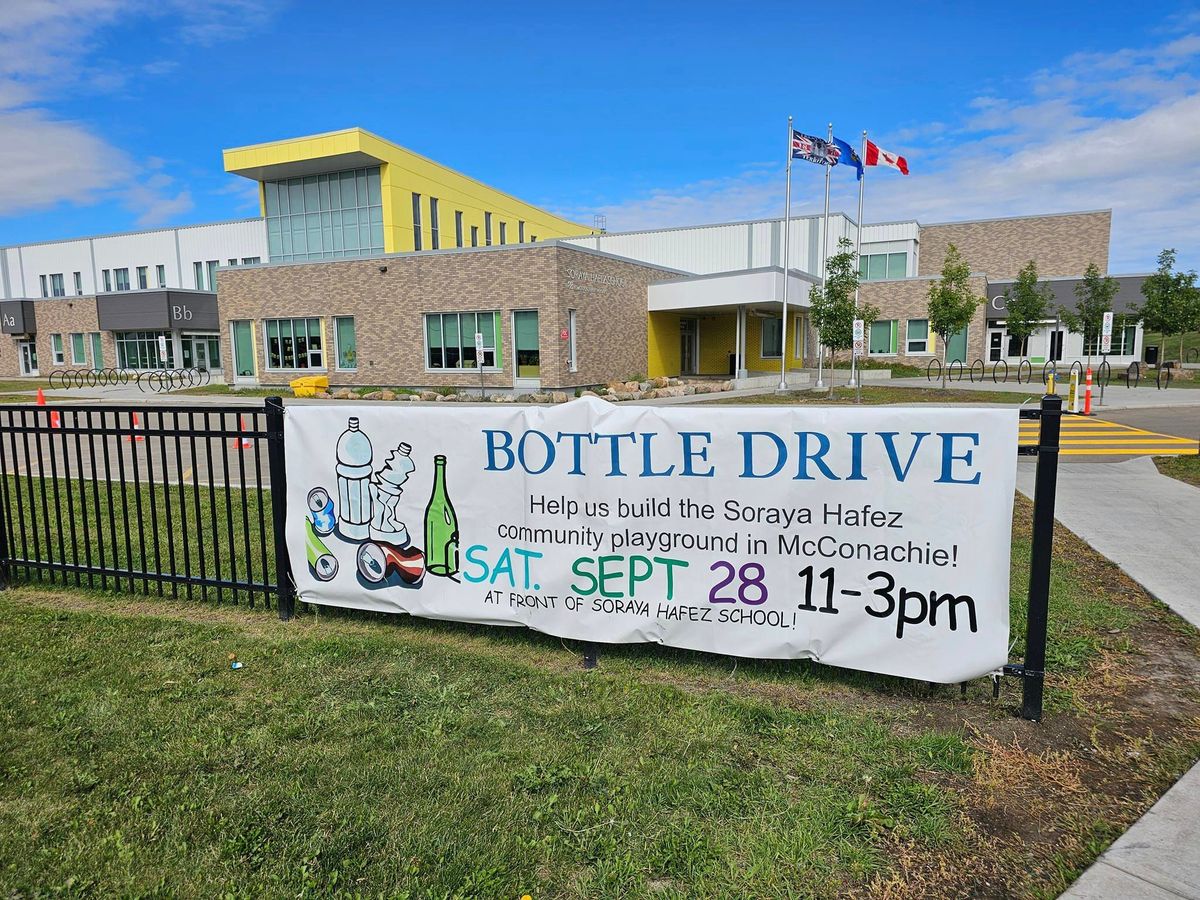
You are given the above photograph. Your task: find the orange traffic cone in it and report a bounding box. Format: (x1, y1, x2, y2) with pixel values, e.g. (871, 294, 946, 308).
(125, 411, 145, 443)
(231, 414, 253, 450)
(36, 387, 60, 429)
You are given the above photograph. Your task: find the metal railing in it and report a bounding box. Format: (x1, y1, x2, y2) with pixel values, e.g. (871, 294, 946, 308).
(0, 398, 292, 616)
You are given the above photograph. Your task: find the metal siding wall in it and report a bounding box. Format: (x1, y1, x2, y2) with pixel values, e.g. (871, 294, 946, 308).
(93, 232, 178, 291)
(16, 239, 93, 296)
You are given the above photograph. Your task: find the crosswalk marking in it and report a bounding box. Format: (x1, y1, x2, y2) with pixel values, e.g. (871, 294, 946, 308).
(1018, 415, 1198, 457)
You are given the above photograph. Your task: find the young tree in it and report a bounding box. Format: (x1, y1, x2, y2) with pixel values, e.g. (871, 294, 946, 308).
(808, 238, 879, 395)
(1002, 260, 1052, 367)
(1059, 263, 1118, 368)
(926, 244, 983, 389)
(1136, 249, 1200, 363)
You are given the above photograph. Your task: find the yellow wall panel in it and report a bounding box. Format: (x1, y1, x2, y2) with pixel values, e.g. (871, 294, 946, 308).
(647, 312, 681, 379)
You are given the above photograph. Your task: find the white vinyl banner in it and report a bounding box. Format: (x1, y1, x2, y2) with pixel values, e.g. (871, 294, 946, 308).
(285, 397, 1019, 683)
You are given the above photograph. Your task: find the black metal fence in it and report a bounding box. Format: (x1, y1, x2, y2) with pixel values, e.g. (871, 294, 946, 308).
(0, 398, 292, 617)
(0, 395, 1060, 719)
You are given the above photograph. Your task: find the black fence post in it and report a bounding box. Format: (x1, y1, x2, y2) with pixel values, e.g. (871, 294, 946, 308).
(265, 397, 295, 621)
(1021, 393, 1061, 721)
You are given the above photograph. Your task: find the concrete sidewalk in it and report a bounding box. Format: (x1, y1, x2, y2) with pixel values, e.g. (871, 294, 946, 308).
(1015, 457, 1200, 898)
(891, 376, 1200, 409)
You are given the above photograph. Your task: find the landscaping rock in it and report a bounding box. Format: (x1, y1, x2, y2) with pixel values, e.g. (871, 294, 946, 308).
(652, 376, 670, 389)
(579, 390, 601, 398)
(419, 390, 439, 401)
(361, 390, 382, 400)
(332, 388, 356, 400)
(379, 389, 397, 401)
(550, 391, 569, 404)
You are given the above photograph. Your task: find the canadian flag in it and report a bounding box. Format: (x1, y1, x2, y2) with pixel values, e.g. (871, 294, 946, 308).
(865, 140, 909, 175)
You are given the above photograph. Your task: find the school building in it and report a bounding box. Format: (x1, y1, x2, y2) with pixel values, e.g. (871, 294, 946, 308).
(0, 127, 1144, 389)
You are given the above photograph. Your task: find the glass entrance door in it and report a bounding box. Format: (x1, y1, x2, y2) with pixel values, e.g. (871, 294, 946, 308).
(232, 322, 255, 383)
(680, 318, 698, 375)
(513, 311, 540, 388)
(18, 341, 38, 376)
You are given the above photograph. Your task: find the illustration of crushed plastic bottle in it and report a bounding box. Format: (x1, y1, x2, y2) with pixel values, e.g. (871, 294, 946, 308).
(303, 416, 460, 588)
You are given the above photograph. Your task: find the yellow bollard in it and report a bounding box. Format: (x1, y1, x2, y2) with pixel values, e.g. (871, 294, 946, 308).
(1046, 371, 1056, 395)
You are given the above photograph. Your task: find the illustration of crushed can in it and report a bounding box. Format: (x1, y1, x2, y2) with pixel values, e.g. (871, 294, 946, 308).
(305, 518, 339, 581)
(357, 541, 425, 586)
(307, 486, 336, 536)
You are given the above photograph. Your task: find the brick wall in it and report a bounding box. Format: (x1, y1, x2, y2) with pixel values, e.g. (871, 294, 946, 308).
(217, 245, 674, 390)
(917, 211, 1111, 279)
(858, 276, 989, 365)
(0, 297, 115, 378)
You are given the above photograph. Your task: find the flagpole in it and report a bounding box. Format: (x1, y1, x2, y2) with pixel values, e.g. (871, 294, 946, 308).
(849, 129, 866, 392)
(777, 115, 793, 393)
(816, 121, 832, 389)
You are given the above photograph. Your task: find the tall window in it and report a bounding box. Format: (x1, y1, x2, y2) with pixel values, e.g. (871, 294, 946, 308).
(193, 262, 205, 289)
(455, 211, 464, 248)
(265, 318, 323, 369)
(136, 266, 148, 290)
(73, 272, 83, 295)
(425, 312, 498, 370)
(39, 275, 47, 298)
(156, 264, 166, 287)
(470, 226, 479, 247)
(859, 252, 908, 281)
(870, 320, 897, 355)
(1084, 324, 1138, 356)
(51, 334, 65, 365)
(102, 269, 112, 292)
(411, 192, 423, 251)
(761, 317, 783, 359)
(429, 197, 440, 250)
(567, 309, 578, 372)
(50, 274, 64, 296)
(518, 221, 525, 243)
(70, 333, 87, 365)
(906, 319, 929, 353)
(205, 261, 218, 292)
(115, 331, 174, 369)
(264, 167, 384, 262)
(484, 212, 493, 246)
(499, 222, 507, 245)
(115, 268, 130, 291)
(334, 316, 357, 370)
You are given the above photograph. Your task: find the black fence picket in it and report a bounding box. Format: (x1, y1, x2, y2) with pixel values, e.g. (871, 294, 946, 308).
(0, 400, 286, 608)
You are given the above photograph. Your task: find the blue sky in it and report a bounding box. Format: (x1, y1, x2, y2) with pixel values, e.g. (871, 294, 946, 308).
(1, 0, 1198, 272)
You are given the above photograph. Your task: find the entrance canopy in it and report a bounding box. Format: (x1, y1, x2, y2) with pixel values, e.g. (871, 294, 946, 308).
(648, 266, 817, 314)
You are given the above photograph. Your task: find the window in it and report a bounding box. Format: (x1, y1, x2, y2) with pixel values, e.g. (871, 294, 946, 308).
(470, 225, 479, 247)
(115, 268, 130, 291)
(228, 259, 238, 266)
(137, 266, 148, 290)
(455, 211, 464, 248)
(102, 270, 112, 292)
(264, 167, 384, 262)
(90, 333, 103, 367)
(859, 252, 908, 281)
(518, 221, 525, 243)
(265, 317, 323, 369)
(70, 333, 86, 365)
(484, 212, 492, 245)
(906, 318, 929, 354)
(334, 317, 357, 370)
(429, 197, 440, 250)
(241, 257, 260, 265)
(115, 331, 174, 369)
(39, 275, 47, 298)
(761, 316, 783, 359)
(567, 309, 578, 372)
(74, 272, 83, 295)
(205, 261, 218, 292)
(156, 265, 166, 287)
(530, 235, 537, 242)
(870, 320, 897, 355)
(411, 192, 423, 251)
(499, 221, 507, 245)
(49, 274, 64, 296)
(1006, 333, 1029, 357)
(425, 311, 498, 370)
(193, 262, 205, 290)
(51, 334, 65, 365)
(1084, 324, 1138, 356)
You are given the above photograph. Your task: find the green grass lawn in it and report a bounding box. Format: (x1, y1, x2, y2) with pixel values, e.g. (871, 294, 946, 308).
(709, 386, 1043, 405)
(1144, 329, 1200, 364)
(1154, 454, 1200, 487)
(0, 487, 1197, 897)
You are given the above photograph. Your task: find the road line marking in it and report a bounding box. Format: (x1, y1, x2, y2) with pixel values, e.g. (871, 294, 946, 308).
(181, 467, 192, 481)
(1060, 448, 1199, 456)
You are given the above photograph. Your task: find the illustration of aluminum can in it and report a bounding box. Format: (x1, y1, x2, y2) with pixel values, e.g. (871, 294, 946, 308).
(305, 519, 339, 581)
(307, 486, 336, 536)
(357, 541, 425, 586)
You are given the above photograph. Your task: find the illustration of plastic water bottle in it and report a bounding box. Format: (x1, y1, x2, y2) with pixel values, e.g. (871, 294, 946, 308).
(424, 455, 459, 577)
(336, 417, 373, 540)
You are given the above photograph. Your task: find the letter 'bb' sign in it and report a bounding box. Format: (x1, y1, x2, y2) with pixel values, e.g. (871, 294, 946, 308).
(285, 397, 1018, 683)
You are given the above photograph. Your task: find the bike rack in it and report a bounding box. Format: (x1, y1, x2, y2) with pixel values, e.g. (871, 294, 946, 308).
(969, 359, 985, 383)
(992, 359, 1008, 384)
(1018, 359, 1032, 384)
(948, 359, 964, 382)
(1127, 361, 1140, 388)
(926, 358, 942, 382)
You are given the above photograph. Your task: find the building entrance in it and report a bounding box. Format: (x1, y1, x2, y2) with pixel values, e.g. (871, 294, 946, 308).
(680, 318, 699, 375)
(181, 333, 221, 372)
(18, 341, 38, 376)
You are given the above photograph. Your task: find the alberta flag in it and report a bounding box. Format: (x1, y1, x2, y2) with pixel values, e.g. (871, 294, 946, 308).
(833, 136, 863, 180)
(791, 130, 837, 166)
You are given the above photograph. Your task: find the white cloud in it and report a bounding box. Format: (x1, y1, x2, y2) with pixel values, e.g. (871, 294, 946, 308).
(585, 22, 1200, 274)
(0, 0, 278, 223)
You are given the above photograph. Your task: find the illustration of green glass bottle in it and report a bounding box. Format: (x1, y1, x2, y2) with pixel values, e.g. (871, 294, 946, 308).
(424, 455, 459, 577)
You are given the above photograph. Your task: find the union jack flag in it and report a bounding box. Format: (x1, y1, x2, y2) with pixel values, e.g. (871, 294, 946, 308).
(791, 130, 836, 166)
